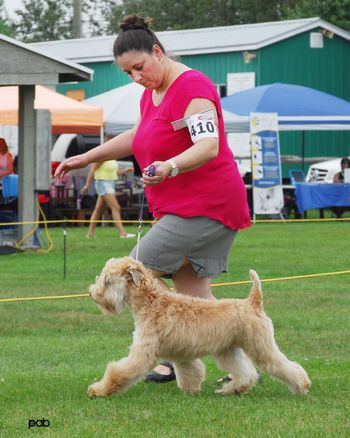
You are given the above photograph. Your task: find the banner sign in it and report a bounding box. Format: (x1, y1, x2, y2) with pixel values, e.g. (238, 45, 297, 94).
(250, 112, 284, 215)
(227, 72, 255, 96)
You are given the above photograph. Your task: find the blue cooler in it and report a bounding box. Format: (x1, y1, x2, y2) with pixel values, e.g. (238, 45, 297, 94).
(2, 175, 19, 200)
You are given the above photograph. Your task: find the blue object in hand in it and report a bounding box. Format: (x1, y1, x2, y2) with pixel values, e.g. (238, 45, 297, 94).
(146, 165, 156, 177)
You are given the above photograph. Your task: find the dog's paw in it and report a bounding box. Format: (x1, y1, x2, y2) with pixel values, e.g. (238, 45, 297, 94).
(290, 378, 311, 395)
(215, 381, 252, 396)
(215, 386, 249, 396)
(87, 382, 107, 398)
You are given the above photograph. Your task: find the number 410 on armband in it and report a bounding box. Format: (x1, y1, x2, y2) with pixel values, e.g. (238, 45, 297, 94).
(190, 120, 215, 137)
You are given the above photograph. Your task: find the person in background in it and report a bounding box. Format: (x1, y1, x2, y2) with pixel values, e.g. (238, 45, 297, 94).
(81, 158, 135, 239)
(332, 157, 350, 218)
(55, 15, 251, 383)
(333, 157, 350, 183)
(0, 138, 14, 179)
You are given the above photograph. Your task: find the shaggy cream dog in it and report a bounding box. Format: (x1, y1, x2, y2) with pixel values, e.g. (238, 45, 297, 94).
(87, 257, 311, 398)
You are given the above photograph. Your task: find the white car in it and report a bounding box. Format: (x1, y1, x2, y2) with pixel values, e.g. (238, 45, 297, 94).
(306, 157, 350, 183)
(51, 134, 136, 179)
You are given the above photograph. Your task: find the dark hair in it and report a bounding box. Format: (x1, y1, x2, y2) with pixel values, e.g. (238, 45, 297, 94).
(0, 137, 9, 152)
(340, 157, 350, 167)
(113, 15, 165, 58)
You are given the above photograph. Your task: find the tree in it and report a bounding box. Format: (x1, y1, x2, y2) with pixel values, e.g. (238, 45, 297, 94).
(12, 0, 74, 42)
(235, 0, 285, 24)
(10, 0, 350, 43)
(281, 0, 350, 31)
(11, 0, 112, 41)
(105, 0, 242, 33)
(82, 0, 113, 37)
(0, 0, 14, 36)
(104, 0, 300, 33)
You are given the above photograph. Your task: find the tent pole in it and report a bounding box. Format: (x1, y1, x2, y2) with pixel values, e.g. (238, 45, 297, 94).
(100, 126, 104, 144)
(301, 131, 305, 171)
(18, 85, 36, 247)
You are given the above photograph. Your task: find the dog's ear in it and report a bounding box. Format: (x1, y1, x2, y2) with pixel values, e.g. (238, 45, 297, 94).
(127, 266, 144, 287)
(100, 258, 119, 286)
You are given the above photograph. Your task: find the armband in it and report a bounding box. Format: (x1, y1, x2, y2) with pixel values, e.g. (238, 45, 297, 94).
(185, 112, 218, 143)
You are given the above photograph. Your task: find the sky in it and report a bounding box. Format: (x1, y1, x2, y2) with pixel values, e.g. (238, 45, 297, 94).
(3, 0, 106, 32)
(3, 0, 24, 18)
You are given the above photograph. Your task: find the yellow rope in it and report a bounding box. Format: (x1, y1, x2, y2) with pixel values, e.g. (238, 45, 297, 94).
(211, 269, 350, 287)
(0, 269, 349, 304)
(1, 199, 54, 252)
(254, 218, 350, 223)
(0, 293, 90, 303)
(0, 219, 155, 226)
(0, 217, 349, 227)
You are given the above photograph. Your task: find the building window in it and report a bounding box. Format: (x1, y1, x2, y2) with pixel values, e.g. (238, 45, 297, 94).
(216, 84, 227, 97)
(310, 32, 323, 48)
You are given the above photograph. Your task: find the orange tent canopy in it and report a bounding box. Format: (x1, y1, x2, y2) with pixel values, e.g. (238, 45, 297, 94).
(0, 85, 103, 135)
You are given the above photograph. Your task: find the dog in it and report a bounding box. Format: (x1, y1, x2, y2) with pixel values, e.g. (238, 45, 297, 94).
(87, 257, 311, 398)
(255, 187, 284, 213)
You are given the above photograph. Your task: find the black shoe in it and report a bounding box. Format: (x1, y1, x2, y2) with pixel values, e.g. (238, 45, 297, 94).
(144, 362, 176, 383)
(216, 374, 263, 384)
(216, 375, 232, 384)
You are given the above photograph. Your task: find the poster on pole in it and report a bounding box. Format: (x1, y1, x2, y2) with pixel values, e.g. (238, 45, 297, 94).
(250, 112, 284, 216)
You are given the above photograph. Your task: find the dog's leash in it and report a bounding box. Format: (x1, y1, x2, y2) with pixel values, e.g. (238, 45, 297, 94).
(135, 165, 156, 261)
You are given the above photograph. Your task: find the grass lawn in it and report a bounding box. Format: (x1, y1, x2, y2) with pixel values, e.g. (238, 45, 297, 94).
(0, 221, 349, 437)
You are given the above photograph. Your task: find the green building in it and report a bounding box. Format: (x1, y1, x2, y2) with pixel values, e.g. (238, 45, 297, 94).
(33, 17, 350, 177)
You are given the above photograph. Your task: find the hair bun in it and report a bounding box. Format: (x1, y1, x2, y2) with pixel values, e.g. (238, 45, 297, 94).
(120, 15, 150, 31)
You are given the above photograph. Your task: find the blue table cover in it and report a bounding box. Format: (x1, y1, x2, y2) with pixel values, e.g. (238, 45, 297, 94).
(295, 183, 350, 213)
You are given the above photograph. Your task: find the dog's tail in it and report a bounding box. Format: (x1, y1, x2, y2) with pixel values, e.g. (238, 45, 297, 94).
(248, 270, 263, 312)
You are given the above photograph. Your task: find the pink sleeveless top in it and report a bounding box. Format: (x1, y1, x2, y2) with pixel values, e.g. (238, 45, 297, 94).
(132, 70, 251, 230)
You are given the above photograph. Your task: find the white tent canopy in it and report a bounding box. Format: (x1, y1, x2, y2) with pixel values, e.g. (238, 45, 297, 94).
(84, 82, 240, 134)
(84, 82, 143, 134)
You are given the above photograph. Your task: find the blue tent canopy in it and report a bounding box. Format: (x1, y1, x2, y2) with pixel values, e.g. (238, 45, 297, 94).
(221, 83, 350, 132)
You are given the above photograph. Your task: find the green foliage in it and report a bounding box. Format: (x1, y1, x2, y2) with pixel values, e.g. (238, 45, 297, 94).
(7, 0, 350, 42)
(0, 20, 13, 36)
(10, 0, 112, 42)
(281, 0, 350, 31)
(0, 222, 349, 436)
(82, 0, 114, 37)
(104, 0, 350, 33)
(12, 0, 74, 42)
(0, 0, 14, 36)
(105, 0, 287, 33)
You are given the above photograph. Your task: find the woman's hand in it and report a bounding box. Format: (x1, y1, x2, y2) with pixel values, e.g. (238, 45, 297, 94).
(54, 154, 89, 179)
(141, 161, 171, 186)
(81, 185, 88, 195)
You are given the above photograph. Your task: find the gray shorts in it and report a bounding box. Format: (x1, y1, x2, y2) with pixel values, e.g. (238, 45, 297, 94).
(130, 215, 237, 278)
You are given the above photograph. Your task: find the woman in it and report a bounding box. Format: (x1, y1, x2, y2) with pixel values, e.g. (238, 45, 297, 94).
(332, 157, 350, 218)
(333, 157, 350, 183)
(55, 15, 251, 383)
(81, 159, 135, 239)
(0, 138, 14, 179)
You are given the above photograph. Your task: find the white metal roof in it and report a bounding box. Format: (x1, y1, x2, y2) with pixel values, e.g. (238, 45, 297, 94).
(0, 33, 93, 80)
(31, 17, 350, 64)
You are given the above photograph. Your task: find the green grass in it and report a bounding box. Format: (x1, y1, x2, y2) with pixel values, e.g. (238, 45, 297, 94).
(0, 222, 350, 437)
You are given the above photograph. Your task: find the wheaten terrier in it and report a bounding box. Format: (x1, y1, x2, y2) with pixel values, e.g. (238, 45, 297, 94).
(87, 257, 311, 398)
